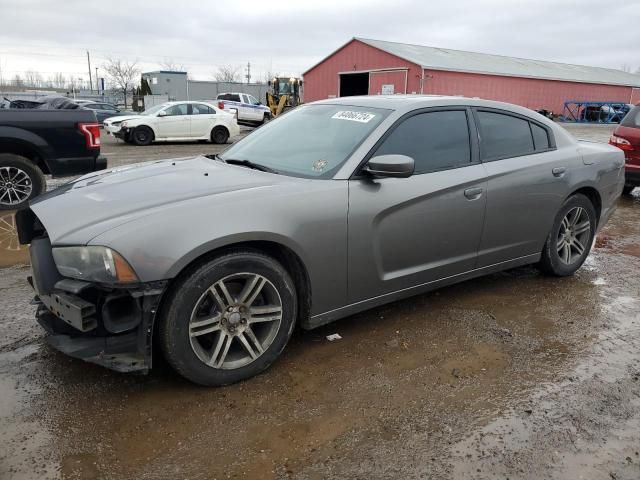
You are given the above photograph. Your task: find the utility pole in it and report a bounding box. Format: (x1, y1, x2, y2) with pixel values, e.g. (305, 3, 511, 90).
(87, 51, 93, 93)
(245, 61, 251, 84)
(95, 67, 99, 93)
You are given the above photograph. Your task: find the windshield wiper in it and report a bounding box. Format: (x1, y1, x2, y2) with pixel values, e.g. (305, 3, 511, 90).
(223, 158, 279, 174)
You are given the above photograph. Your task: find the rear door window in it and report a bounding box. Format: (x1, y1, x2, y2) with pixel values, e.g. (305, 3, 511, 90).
(476, 110, 534, 160)
(374, 110, 472, 174)
(531, 123, 550, 151)
(191, 103, 214, 114)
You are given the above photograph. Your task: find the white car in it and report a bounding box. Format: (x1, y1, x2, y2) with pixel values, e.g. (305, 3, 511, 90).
(216, 93, 271, 125)
(103, 101, 240, 146)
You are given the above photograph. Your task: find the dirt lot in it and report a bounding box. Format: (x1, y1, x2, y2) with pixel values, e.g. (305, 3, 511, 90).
(1, 123, 639, 479)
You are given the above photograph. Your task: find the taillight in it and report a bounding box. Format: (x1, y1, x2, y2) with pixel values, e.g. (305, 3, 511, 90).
(609, 135, 633, 151)
(218, 101, 225, 110)
(79, 123, 101, 149)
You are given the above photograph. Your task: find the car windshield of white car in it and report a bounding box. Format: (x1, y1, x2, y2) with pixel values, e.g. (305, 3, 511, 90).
(141, 104, 165, 115)
(218, 104, 390, 179)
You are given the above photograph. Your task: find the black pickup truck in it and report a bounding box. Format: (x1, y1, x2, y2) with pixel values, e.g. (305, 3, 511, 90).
(0, 108, 106, 210)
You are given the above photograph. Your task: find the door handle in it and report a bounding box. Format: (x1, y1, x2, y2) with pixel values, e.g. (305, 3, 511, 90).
(464, 187, 483, 200)
(552, 167, 566, 177)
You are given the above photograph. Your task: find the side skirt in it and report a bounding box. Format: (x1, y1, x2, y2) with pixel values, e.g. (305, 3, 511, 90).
(305, 253, 540, 329)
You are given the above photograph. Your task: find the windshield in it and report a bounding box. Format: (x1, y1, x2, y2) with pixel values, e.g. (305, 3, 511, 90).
(219, 104, 390, 179)
(141, 104, 166, 116)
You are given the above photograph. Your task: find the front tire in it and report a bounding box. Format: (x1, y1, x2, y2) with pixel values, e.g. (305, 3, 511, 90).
(158, 250, 297, 386)
(539, 194, 596, 276)
(0, 153, 46, 210)
(622, 185, 635, 196)
(131, 126, 153, 146)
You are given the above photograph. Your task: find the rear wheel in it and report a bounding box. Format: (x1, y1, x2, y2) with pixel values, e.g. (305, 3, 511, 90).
(0, 153, 46, 210)
(158, 250, 297, 386)
(539, 194, 596, 276)
(132, 126, 153, 146)
(622, 185, 635, 196)
(211, 126, 229, 144)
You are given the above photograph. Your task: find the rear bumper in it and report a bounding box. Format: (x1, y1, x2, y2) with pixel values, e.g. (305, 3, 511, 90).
(625, 164, 640, 186)
(48, 154, 107, 177)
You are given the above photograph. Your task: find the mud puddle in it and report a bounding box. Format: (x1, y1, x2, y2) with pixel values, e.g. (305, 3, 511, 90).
(0, 211, 29, 268)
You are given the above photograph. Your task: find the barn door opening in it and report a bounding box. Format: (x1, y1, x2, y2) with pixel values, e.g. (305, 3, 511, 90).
(339, 72, 369, 97)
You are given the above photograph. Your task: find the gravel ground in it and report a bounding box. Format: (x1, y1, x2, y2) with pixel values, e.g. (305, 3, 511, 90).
(1, 123, 639, 479)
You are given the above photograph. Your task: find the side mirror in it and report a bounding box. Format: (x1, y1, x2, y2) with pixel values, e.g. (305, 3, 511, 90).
(363, 154, 414, 178)
(157, 110, 167, 117)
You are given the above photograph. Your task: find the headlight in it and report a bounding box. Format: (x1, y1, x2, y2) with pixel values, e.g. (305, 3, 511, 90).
(52, 246, 139, 283)
(120, 121, 128, 128)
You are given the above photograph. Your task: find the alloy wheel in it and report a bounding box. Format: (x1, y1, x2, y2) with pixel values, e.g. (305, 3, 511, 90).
(0, 166, 32, 206)
(556, 206, 591, 265)
(188, 272, 283, 370)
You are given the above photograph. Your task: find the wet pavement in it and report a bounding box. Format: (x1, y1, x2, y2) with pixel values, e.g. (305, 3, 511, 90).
(1, 124, 639, 479)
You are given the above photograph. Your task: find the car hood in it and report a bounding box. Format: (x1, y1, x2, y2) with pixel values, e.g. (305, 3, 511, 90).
(30, 156, 297, 244)
(104, 114, 139, 124)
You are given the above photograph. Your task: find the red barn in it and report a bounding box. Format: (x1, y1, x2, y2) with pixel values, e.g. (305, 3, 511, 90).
(302, 38, 640, 113)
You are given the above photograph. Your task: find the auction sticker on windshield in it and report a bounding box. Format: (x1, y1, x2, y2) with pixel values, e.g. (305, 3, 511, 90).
(331, 111, 376, 123)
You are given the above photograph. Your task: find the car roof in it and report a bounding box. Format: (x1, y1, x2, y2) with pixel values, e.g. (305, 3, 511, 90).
(310, 94, 549, 118)
(163, 100, 215, 105)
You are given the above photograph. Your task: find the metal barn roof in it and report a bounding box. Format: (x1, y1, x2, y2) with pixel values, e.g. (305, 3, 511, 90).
(347, 38, 640, 88)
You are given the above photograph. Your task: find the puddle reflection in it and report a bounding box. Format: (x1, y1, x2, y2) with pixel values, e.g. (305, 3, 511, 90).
(0, 211, 29, 267)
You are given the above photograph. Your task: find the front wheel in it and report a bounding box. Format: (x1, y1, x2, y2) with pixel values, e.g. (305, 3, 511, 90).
(158, 250, 297, 386)
(538, 194, 596, 276)
(0, 153, 46, 210)
(131, 126, 153, 146)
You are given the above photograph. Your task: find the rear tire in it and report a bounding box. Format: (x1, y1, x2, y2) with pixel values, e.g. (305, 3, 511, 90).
(539, 194, 596, 277)
(0, 153, 46, 210)
(622, 185, 635, 196)
(158, 250, 297, 386)
(211, 126, 229, 144)
(132, 126, 153, 146)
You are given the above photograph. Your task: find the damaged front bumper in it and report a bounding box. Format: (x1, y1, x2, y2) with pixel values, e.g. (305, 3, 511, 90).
(18, 210, 168, 373)
(31, 277, 167, 373)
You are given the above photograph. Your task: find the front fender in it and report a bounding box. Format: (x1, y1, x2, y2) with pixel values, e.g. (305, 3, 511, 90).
(164, 231, 310, 279)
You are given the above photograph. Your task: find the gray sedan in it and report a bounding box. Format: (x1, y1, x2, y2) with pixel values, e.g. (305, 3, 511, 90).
(17, 96, 625, 385)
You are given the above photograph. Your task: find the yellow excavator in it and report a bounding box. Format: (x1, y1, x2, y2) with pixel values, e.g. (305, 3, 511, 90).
(266, 77, 302, 117)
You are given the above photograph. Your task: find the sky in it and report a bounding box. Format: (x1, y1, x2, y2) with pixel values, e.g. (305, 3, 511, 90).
(0, 0, 639, 87)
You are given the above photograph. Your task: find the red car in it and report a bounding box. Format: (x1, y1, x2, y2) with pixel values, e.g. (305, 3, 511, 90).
(610, 104, 640, 195)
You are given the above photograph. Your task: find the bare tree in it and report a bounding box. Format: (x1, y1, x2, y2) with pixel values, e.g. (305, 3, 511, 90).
(12, 74, 24, 88)
(262, 70, 279, 85)
(160, 58, 186, 72)
(24, 71, 43, 88)
(214, 64, 241, 83)
(103, 58, 139, 108)
(51, 72, 66, 89)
